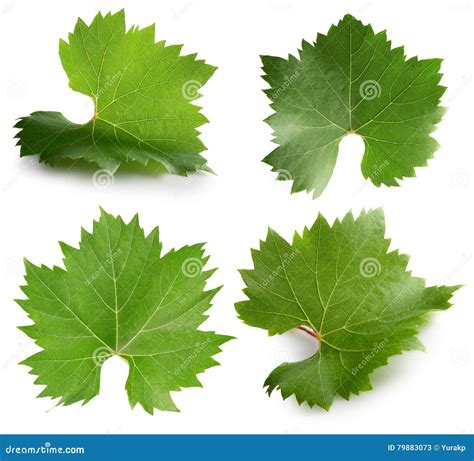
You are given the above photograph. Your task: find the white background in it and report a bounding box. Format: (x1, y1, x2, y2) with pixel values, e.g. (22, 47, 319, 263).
(0, 0, 472, 434)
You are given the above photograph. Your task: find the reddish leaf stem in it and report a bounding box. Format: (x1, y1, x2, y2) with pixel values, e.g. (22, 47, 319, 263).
(297, 325, 319, 340)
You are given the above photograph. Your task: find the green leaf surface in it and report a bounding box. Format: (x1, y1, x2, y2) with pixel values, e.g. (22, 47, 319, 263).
(15, 10, 216, 175)
(236, 209, 458, 409)
(262, 15, 445, 198)
(17, 209, 231, 414)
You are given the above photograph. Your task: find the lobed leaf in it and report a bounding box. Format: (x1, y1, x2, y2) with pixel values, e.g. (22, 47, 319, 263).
(15, 11, 216, 176)
(262, 15, 446, 198)
(236, 209, 458, 409)
(17, 209, 232, 414)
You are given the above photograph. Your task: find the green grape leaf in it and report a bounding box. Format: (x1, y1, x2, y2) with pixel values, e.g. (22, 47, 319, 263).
(236, 209, 458, 409)
(262, 14, 445, 198)
(15, 10, 216, 175)
(17, 209, 232, 414)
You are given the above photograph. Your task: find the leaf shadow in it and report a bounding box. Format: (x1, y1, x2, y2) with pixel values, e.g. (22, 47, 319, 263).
(40, 157, 169, 178)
